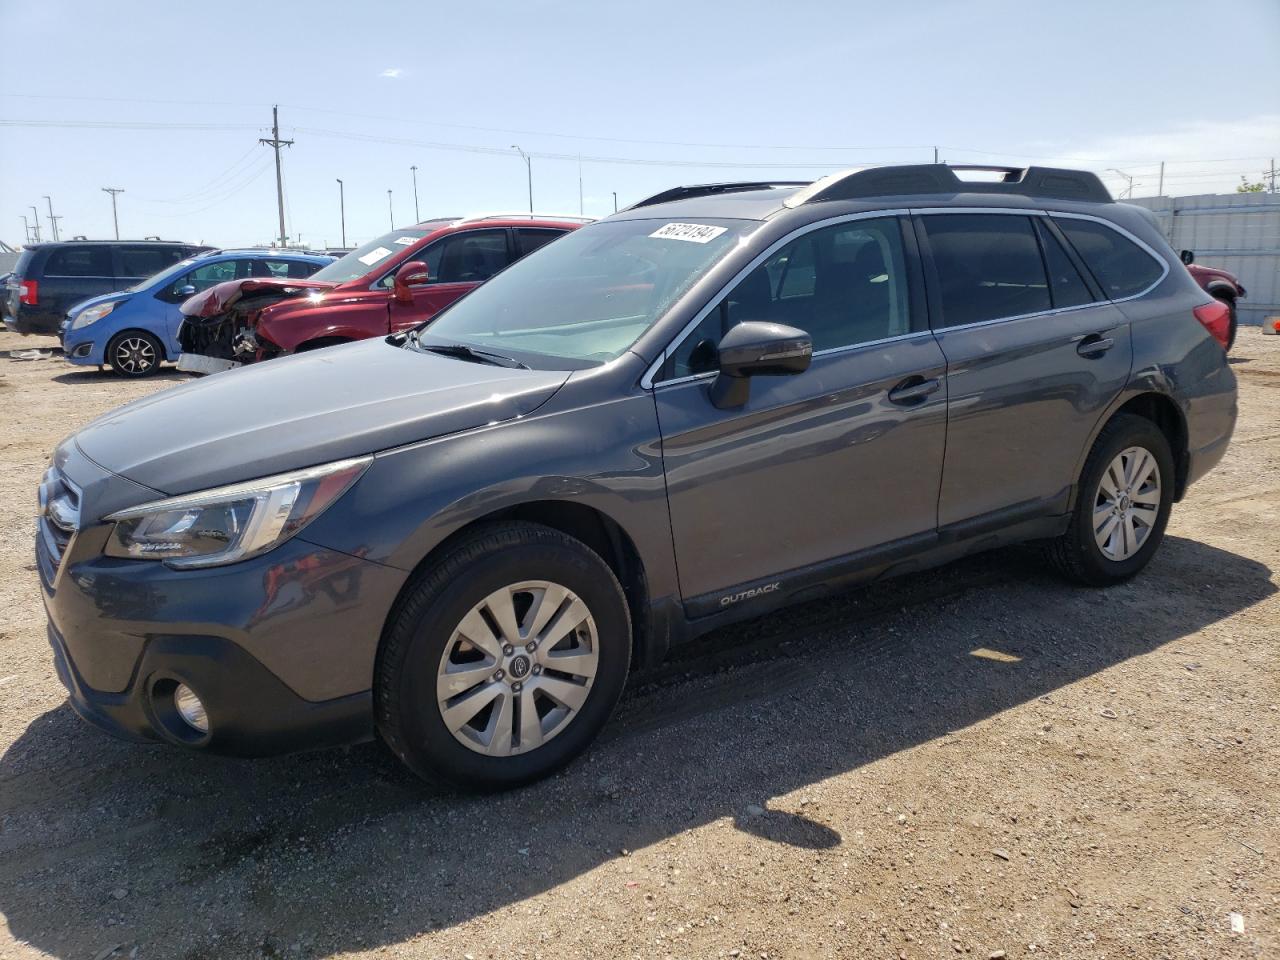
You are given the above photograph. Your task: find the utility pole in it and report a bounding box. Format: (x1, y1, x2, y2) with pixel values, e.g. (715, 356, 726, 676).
(29, 205, 42, 242)
(101, 188, 124, 239)
(387, 189, 394, 229)
(933, 146, 939, 164)
(511, 145, 533, 213)
(259, 105, 293, 247)
(1268, 158, 1278, 194)
(410, 165, 420, 222)
(578, 154, 584, 216)
(336, 179, 346, 248)
(43, 196, 59, 241)
(1157, 161, 1165, 198)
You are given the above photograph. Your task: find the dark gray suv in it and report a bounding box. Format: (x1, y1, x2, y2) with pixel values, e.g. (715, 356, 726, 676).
(38, 165, 1237, 789)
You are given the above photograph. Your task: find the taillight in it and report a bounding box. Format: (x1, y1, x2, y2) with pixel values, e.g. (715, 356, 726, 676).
(18, 279, 38, 305)
(1193, 300, 1231, 349)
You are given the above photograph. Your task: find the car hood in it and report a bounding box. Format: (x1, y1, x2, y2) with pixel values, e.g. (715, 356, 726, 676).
(67, 290, 134, 318)
(181, 277, 336, 318)
(73, 338, 571, 496)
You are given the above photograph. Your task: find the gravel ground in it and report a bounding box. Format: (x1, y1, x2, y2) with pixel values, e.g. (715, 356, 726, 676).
(1, 330, 1277, 960)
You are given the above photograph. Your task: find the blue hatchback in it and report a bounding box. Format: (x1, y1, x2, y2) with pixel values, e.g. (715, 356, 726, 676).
(61, 249, 333, 377)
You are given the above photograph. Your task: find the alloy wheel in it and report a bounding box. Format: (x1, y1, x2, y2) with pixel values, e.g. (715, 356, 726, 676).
(435, 580, 599, 756)
(1093, 445, 1161, 562)
(114, 336, 157, 374)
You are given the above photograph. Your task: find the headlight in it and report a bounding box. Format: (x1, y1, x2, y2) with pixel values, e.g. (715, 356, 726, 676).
(104, 456, 371, 568)
(71, 301, 119, 329)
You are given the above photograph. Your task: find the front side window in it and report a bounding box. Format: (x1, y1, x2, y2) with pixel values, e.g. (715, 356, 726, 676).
(664, 216, 911, 379)
(1053, 217, 1164, 300)
(922, 214, 1051, 328)
(44, 246, 112, 277)
(418, 218, 755, 367)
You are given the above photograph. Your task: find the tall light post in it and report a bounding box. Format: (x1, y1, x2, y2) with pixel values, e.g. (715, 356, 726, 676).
(43, 195, 59, 241)
(1107, 168, 1137, 199)
(102, 187, 124, 239)
(612, 191, 618, 213)
(387, 189, 394, 229)
(511, 145, 533, 214)
(29, 205, 41, 242)
(336, 178, 346, 248)
(410, 165, 420, 222)
(20, 215, 32, 244)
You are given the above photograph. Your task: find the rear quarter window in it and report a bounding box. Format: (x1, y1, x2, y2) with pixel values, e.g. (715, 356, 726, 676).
(1053, 217, 1165, 300)
(43, 246, 113, 277)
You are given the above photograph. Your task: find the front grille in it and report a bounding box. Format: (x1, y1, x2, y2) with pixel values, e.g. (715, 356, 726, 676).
(38, 467, 80, 574)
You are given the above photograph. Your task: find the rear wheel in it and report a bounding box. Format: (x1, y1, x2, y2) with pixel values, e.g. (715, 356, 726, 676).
(1218, 297, 1239, 351)
(375, 522, 631, 789)
(1046, 413, 1175, 586)
(106, 330, 163, 377)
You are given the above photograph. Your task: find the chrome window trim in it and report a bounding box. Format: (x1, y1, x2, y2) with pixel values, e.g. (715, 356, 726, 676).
(642, 209, 910, 389)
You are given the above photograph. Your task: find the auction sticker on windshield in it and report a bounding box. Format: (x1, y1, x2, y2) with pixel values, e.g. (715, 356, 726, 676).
(358, 246, 393, 266)
(393, 237, 418, 245)
(649, 223, 728, 244)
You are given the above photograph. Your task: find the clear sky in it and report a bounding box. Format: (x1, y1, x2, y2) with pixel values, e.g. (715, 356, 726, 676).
(2, 0, 1278, 249)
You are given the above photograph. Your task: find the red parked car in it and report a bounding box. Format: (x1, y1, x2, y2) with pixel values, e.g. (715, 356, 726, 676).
(1181, 250, 1247, 350)
(177, 215, 587, 371)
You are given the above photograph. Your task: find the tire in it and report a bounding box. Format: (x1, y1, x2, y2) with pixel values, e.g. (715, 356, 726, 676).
(1046, 413, 1175, 587)
(106, 330, 164, 378)
(375, 522, 632, 790)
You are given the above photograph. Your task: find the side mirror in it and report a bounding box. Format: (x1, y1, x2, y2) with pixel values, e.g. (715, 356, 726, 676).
(710, 321, 812, 409)
(175, 284, 197, 297)
(393, 260, 430, 303)
(1180, 249, 1195, 265)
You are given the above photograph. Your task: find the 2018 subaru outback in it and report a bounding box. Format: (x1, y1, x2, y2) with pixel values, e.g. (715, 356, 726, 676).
(38, 164, 1237, 789)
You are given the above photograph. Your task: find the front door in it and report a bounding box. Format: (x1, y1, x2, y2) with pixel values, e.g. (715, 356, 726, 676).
(388, 228, 513, 333)
(653, 215, 948, 606)
(915, 211, 1134, 527)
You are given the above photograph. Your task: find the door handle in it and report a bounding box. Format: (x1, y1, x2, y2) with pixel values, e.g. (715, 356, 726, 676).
(887, 376, 942, 405)
(1077, 334, 1115, 358)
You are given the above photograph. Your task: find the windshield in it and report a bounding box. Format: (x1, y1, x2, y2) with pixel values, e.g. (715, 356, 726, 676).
(127, 254, 209, 293)
(308, 225, 441, 283)
(419, 218, 755, 366)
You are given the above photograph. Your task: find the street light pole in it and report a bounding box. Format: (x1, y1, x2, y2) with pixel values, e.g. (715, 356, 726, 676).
(20, 215, 31, 244)
(1107, 168, 1136, 199)
(387, 189, 394, 229)
(43, 195, 59, 241)
(410, 165, 420, 222)
(101, 188, 124, 239)
(29, 206, 42, 242)
(511, 145, 533, 213)
(612, 191, 618, 213)
(336, 178, 346, 248)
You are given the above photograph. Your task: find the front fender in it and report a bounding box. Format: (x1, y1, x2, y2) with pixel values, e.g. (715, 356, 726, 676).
(256, 299, 389, 351)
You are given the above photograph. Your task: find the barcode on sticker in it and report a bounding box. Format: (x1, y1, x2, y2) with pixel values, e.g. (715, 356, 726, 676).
(649, 223, 728, 244)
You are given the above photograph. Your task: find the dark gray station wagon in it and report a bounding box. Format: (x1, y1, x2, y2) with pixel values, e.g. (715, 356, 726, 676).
(39, 165, 1237, 789)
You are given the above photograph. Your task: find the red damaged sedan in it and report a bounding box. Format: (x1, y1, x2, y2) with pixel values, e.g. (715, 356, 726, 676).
(177, 214, 587, 372)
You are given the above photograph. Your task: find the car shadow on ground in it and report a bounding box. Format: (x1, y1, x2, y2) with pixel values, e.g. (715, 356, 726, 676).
(50, 368, 191, 386)
(1, 536, 1273, 959)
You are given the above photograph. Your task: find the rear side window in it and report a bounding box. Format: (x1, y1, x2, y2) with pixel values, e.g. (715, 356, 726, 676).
(258, 259, 322, 279)
(1052, 217, 1165, 299)
(120, 246, 186, 277)
(1034, 220, 1093, 309)
(43, 246, 112, 277)
(516, 229, 566, 257)
(921, 214, 1051, 328)
(431, 229, 511, 283)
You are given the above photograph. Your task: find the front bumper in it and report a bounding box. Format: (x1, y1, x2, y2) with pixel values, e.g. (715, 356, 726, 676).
(39, 443, 408, 756)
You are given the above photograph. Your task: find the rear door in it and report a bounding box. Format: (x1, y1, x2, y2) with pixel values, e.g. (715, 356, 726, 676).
(40, 245, 117, 325)
(388, 228, 514, 332)
(916, 211, 1132, 528)
(654, 214, 949, 607)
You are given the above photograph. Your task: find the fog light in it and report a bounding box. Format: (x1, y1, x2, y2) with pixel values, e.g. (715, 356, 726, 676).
(173, 684, 209, 734)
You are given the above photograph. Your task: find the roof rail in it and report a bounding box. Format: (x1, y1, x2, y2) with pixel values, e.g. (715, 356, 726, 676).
(453, 212, 595, 225)
(627, 181, 811, 210)
(784, 164, 1112, 207)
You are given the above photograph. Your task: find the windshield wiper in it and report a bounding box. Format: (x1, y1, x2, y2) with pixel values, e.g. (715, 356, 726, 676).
(418, 340, 529, 369)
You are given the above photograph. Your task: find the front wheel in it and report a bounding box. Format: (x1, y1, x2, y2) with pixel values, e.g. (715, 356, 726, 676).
(1046, 413, 1175, 586)
(106, 330, 164, 377)
(375, 522, 631, 790)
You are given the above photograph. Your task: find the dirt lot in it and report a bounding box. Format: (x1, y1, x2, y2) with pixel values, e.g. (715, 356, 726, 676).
(0, 329, 1277, 960)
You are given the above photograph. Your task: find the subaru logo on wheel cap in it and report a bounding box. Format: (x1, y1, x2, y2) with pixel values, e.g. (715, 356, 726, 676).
(508, 655, 531, 679)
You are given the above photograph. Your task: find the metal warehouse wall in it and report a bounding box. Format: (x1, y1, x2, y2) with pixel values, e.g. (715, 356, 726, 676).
(1124, 192, 1280, 328)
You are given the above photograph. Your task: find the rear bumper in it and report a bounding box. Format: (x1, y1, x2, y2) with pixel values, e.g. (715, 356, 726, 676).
(3, 307, 61, 336)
